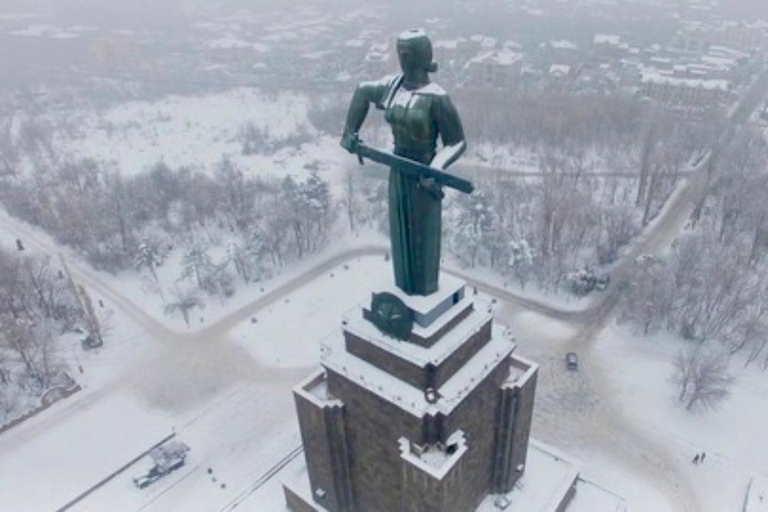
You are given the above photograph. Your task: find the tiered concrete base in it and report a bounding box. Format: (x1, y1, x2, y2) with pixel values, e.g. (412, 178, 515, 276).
(279, 439, 627, 512)
(284, 273, 540, 512)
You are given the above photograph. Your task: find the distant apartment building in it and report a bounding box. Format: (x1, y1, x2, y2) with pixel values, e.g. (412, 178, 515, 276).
(364, 41, 394, 77)
(548, 39, 580, 65)
(676, 20, 768, 53)
(592, 33, 623, 60)
(641, 70, 729, 109)
(463, 48, 523, 88)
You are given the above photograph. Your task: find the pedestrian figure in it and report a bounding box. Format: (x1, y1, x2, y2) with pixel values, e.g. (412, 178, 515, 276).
(700, 452, 706, 463)
(692, 453, 700, 464)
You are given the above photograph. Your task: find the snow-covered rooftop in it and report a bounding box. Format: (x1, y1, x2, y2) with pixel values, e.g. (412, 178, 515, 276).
(434, 39, 459, 50)
(398, 430, 467, 479)
(207, 36, 270, 52)
(465, 49, 522, 68)
(551, 40, 578, 50)
(549, 64, 571, 76)
(480, 37, 497, 48)
(374, 272, 465, 319)
(477, 440, 627, 511)
(321, 326, 515, 417)
(494, 49, 523, 66)
(594, 34, 621, 46)
(343, 298, 496, 368)
(641, 70, 730, 90)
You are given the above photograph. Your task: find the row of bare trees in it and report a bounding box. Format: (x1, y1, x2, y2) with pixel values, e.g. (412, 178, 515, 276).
(0, 156, 337, 275)
(0, 248, 86, 421)
(618, 125, 768, 411)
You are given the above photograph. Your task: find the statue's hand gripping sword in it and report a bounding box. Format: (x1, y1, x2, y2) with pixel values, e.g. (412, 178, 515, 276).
(351, 136, 474, 195)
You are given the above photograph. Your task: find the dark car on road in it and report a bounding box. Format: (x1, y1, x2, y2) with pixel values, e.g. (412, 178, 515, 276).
(566, 352, 579, 371)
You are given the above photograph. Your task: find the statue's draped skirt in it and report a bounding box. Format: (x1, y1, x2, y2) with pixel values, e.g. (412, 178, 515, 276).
(389, 162, 440, 296)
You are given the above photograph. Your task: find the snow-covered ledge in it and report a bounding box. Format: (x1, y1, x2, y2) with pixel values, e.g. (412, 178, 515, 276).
(295, 369, 343, 408)
(398, 430, 468, 481)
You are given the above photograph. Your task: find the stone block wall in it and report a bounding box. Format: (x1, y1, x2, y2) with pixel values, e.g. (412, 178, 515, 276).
(492, 355, 539, 493)
(326, 369, 424, 512)
(294, 373, 354, 512)
(343, 317, 492, 391)
(398, 432, 472, 512)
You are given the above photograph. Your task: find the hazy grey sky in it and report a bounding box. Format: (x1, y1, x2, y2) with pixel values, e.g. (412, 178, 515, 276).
(0, 0, 767, 26)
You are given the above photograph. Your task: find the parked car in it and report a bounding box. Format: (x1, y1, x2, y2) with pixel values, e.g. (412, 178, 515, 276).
(566, 352, 579, 371)
(594, 273, 611, 291)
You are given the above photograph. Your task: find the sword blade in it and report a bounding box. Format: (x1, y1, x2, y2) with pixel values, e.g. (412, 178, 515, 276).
(356, 143, 474, 194)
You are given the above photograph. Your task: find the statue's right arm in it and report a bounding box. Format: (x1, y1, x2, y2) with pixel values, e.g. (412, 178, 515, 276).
(341, 76, 396, 152)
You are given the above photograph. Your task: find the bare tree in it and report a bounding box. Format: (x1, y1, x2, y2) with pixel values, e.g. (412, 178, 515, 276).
(342, 168, 360, 232)
(0, 353, 10, 387)
(0, 319, 59, 389)
(672, 345, 734, 410)
(78, 285, 103, 346)
(164, 288, 204, 327)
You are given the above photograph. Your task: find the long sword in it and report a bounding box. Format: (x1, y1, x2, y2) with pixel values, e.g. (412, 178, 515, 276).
(353, 137, 474, 195)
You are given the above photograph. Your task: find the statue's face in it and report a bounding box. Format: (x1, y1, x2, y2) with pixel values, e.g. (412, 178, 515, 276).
(396, 30, 433, 75)
(397, 44, 422, 74)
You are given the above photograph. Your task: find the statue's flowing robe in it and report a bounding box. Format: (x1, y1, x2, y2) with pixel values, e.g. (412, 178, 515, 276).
(364, 75, 465, 295)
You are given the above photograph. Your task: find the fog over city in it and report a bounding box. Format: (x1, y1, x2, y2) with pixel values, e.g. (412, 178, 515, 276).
(0, 1, 767, 511)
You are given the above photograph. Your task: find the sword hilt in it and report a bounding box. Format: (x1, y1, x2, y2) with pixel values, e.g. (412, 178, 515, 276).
(354, 135, 365, 165)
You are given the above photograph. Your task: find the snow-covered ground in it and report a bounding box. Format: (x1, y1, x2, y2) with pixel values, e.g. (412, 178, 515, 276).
(745, 475, 768, 512)
(9, 23, 79, 38)
(230, 256, 390, 369)
(37, 88, 352, 185)
(0, 392, 173, 511)
(3, 192, 764, 510)
(68, 256, 392, 511)
(594, 325, 768, 512)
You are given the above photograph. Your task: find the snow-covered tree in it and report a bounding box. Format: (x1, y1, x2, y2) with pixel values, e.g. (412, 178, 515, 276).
(164, 288, 204, 327)
(281, 173, 335, 257)
(79, 285, 103, 346)
(619, 255, 675, 335)
(134, 241, 164, 282)
(0, 318, 59, 389)
(178, 244, 215, 290)
(450, 191, 493, 268)
(508, 239, 535, 289)
(672, 345, 733, 411)
(214, 156, 252, 230)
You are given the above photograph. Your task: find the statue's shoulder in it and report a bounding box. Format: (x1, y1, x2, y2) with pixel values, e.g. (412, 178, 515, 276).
(367, 74, 401, 90)
(414, 83, 448, 97)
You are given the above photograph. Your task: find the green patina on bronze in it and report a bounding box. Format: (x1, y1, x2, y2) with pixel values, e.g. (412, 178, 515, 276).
(341, 29, 469, 296)
(366, 292, 414, 341)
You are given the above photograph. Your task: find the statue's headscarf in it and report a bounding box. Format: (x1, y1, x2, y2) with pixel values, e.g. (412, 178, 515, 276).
(397, 29, 438, 73)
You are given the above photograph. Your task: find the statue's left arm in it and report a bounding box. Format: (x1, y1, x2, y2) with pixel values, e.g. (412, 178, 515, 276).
(431, 94, 467, 170)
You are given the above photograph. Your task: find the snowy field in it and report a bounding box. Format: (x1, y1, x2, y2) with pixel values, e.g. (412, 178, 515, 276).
(70, 256, 393, 511)
(594, 325, 768, 511)
(0, 392, 174, 511)
(29, 88, 353, 185)
(230, 256, 391, 369)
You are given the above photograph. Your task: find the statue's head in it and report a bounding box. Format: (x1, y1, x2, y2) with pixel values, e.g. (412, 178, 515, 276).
(396, 29, 438, 74)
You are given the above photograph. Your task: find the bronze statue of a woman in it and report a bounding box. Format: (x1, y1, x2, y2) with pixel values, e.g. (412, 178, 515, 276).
(340, 29, 467, 296)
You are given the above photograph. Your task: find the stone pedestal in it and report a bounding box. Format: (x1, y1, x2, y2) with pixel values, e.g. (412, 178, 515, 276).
(284, 274, 538, 512)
